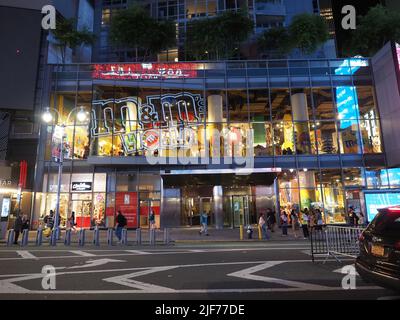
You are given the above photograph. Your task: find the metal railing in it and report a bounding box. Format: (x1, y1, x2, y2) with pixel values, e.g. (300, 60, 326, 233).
(310, 224, 365, 263)
(3, 227, 171, 247)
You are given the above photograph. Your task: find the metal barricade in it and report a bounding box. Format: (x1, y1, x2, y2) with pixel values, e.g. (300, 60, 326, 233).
(121, 228, 128, 245)
(136, 228, 142, 245)
(7, 229, 15, 246)
(149, 228, 156, 246)
(310, 224, 365, 263)
(35, 227, 43, 246)
(78, 229, 85, 246)
(93, 226, 100, 246)
(107, 228, 113, 246)
(21, 229, 29, 246)
(50, 229, 57, 246)
(64, 229, 72, 246)
(163, 228, 170, 245)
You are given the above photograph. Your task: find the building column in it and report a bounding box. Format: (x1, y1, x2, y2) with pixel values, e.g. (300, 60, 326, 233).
(213, 186, 224, 229)
(299, 171, 317, 211)
(207, 95, 223, 159)
(291, 93, 311, 154)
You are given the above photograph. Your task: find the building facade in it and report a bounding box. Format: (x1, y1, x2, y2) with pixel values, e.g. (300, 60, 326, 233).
(93, 0, 336, 62)
(30, 53, 400, 230)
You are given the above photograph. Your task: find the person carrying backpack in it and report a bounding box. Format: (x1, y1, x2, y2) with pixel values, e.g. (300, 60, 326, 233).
(115, 210, 127, 243)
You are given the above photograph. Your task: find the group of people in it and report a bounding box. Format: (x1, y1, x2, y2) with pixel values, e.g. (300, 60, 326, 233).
(12, 212, 30, 245)
(257, 206, 325, 240)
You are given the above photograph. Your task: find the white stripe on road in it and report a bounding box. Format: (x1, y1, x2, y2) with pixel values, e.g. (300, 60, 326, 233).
(70, 251, 96, 257)
(125, 250, 151, 255)
(16, 251, 37, 259)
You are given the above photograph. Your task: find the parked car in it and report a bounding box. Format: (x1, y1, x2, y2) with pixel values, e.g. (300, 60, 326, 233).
(356, 206, 400, 292)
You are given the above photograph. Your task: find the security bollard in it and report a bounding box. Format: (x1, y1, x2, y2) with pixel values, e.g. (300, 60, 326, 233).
(239, 225, 244, 240)
(7, 229, 15, 246)
(35, 227, 43, 246)
(21, 229, 29, 247)
(50, 229, 57, 246)
(92, 226, 100, 246)
(64, 229, 72, 246)
(107, 228, 113, 246)
(136, 228, 142, 245)
(56, 227, 61, 240)
(78, 228, 85, 246)
(149, 228, 156, 246)
(163, 228, 170, 245)
(121, 228, 128, 245)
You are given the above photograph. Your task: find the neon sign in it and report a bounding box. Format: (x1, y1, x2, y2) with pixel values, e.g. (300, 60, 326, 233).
(91, 92, 205, 154)
(92, 63, 200, 80)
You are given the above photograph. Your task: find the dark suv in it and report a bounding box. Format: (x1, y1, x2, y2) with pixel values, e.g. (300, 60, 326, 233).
(356, 206, 400, 291)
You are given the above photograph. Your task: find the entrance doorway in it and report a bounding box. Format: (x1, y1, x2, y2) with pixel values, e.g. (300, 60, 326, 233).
(231, 196, 250, 228)
(71, 200, 92, 228)
(139, 199, 161, 229)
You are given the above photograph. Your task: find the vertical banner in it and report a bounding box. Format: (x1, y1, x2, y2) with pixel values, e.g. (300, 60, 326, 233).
(116, 192, 138, 228)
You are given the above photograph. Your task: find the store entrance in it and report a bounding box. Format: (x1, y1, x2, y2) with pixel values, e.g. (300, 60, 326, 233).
(139, 199, 161, 229)
(71, 199, 92, 228)
(231, 195, 250, 228)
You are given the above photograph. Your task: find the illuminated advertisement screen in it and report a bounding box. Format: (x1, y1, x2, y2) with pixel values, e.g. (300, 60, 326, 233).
(335, 59, 367, 129)
(364, 192, 400, 222)
(396, 43, 400, 70)
(92, 63, 201, 80)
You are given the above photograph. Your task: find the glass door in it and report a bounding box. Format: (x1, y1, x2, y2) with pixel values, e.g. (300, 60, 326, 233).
(71, 200, 92, 228)
(139, 199, 161, 229)
(232, 196, 250, 227)
(199, 197, 212, 225)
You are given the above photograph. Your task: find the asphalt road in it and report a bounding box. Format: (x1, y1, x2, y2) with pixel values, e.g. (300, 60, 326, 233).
(0, 242, 398, 300)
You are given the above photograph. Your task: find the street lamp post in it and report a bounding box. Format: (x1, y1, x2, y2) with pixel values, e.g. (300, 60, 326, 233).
(42, 106, 88, 244)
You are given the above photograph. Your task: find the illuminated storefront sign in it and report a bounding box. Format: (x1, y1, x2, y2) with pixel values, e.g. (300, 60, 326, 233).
(71, 182, 92, 192)
(91, 92, 205, 155)
(92, 63, 201, 80)
(364, 192, 400, 222)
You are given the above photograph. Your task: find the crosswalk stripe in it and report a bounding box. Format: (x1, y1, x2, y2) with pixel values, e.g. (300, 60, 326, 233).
(70, 251, 96, 257)
(16, 251, 37, 259)
(125, 250, 151, 255)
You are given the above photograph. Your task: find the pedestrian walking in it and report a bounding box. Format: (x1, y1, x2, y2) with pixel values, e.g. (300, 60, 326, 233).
(68, 211, 77, 232)
(259, 212, 269, 240)
(199, 211, 209, 236)
(115, 210, 127, 243)
(290, 208, 299, 238)
(149, 209, 156, 230)
(348, 206, 359, 226)
(301, 208, 310, 239)
(22, 215, 30, 231)
(280, 210, 288, 236)
(13, 212, 23, 244)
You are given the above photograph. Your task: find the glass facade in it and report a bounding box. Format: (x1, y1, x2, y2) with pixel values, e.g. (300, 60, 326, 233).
(35, 58, 395, 228)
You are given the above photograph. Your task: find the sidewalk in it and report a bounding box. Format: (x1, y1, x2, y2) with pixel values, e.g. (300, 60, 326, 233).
(0, 226, 309, 246)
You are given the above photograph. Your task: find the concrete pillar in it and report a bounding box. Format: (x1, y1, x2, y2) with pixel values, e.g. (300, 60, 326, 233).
(213, 186, 224, 229)
(299, 171, 316, 210)
(291, 93, 311, 154)
(207, 95, 223, 158)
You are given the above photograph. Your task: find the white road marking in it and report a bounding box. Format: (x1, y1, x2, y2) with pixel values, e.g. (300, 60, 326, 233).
(125, 250, 151, 255)
(68, 258, 126, 269)
(16, 251, 37, 259)
(0, 259, 384, 294)
(0, 247, 309, 261)
(377, 296, 400, 300)
(70, 251, 96, 257)
(228, 261, 331, 291)
(103, 266, 177, 293)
